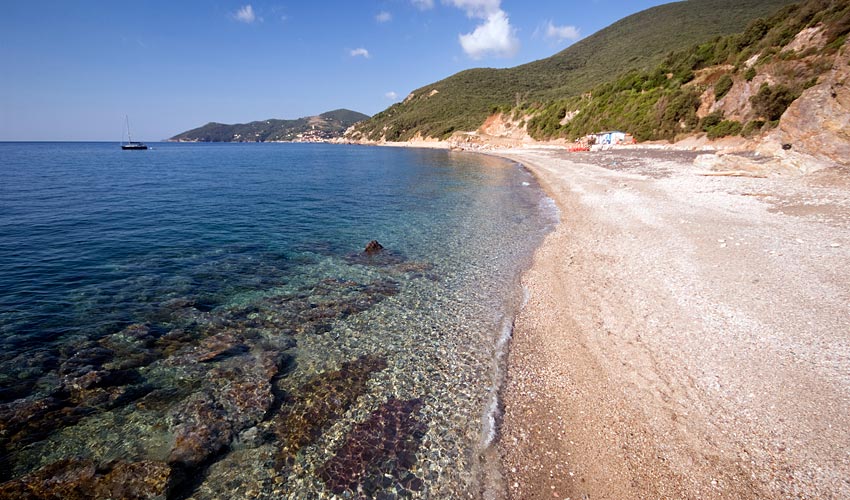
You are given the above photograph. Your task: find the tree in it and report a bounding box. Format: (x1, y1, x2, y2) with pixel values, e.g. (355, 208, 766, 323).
(750, 83, 799, 120)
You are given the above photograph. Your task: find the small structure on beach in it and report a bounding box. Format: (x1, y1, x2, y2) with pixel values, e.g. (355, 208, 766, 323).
(592, 130, 633, 145)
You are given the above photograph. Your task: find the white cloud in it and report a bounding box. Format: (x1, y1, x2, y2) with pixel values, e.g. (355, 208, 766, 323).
(445, 0, 501, 18)
(350, 48, 371, 58)
(233, 5, 257, 23)
(411, 0, 434, 10)
(458, 10, 519, 59)
(376, 11, 392, 23)
(442, 0, 518, 59)
(385, 91, 399, 100)
(545, 21, 580, 42)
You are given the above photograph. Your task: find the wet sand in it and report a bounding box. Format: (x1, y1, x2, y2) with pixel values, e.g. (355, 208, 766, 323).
(492, 148, 850, 499)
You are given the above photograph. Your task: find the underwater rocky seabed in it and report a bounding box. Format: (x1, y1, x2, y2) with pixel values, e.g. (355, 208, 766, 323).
(0, 144, 556, 499)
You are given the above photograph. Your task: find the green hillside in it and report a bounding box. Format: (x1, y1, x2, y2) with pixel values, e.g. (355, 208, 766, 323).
(170, 109, 369, 142)
(349, 0, 798, 141)
(525, 0, 850, 141)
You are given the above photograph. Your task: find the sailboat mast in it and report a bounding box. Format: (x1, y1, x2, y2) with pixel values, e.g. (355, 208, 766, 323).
(126, 115, 133, 143)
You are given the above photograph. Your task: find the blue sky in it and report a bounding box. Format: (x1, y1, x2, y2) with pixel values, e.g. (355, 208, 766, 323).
(0, 0, 671, 141)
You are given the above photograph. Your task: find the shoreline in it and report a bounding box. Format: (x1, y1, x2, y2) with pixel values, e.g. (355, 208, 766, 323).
(489, 147, 850, 498)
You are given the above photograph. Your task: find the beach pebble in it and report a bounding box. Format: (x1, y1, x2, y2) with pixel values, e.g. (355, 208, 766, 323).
(829, 243, 841, 248)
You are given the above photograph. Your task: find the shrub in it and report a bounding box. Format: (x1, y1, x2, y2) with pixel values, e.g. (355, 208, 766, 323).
(714, 74, 734, 99)
(706, 120, 743, 139)
(826, 34, 847, 51)
(738, 18, 771, 48)
(744, 67, 757, 81)
(742, 119, 766, 137)
(750, 83, 799, 120)
(700, 111, 724, 131)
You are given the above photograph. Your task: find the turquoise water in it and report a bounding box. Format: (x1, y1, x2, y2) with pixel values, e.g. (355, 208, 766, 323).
(0, 142, 554, 498)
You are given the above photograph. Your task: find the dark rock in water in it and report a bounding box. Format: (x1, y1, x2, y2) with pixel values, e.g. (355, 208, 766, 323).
(99, 323, 159, 371)
(62, 368, 142, 394)
(0, 373, 154, 461)
(155, 328, 198, 358)
(58, 345, 114, 379)
(0, 350, 60, 404)
(167, 393, 233, 468)
(167, 352, 279, 467)
(782, 143, 793, 150)
(271, 355, 388, 468)
(0, 394, 99, 456)
(317, 397, 427, 496)
(134, 388, 186, 413)
(0, 330, 154, 456)
(365, 240, 384, 254)
(0, 458, 173, 500)
(0, 396, 69, 444)
(93, 460, 173, 499)
(188, 329, 249, 363)
(231, 278, 400, 335)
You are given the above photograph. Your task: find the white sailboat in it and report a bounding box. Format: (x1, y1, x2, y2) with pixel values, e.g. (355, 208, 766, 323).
(121, 115, 148, 150)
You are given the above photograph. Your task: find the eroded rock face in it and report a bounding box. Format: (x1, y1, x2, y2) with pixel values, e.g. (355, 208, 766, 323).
(0, 458, 172, 500)
(760, 41, 850, 171)
(317, 397, 427, 497)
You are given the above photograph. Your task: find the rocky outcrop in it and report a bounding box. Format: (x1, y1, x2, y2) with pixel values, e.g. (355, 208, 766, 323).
(759, 40, 850, 172)
(364, 240, 384, 254)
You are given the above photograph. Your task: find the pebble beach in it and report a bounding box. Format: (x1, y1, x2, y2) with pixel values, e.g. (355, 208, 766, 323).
(493, 147, 850, 499)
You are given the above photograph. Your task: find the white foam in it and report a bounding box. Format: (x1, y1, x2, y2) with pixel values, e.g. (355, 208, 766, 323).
(539, 196, 560, 223)
(481, 314, 513, 448)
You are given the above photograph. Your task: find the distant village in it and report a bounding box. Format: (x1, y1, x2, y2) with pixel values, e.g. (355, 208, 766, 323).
(291, 126, 341, 143)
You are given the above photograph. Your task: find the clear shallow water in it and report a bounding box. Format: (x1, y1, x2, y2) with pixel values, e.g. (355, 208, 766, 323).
(0, 142, 554, 498)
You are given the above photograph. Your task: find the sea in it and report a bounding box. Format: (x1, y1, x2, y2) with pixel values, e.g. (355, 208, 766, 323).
(0, 142, 556, 498)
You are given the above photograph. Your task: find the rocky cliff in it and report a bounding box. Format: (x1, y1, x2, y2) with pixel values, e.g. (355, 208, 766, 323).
(759, 39, 850, 171)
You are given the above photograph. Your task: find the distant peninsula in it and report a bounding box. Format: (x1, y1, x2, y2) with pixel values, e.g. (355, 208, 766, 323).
(169, 109, 369, 143)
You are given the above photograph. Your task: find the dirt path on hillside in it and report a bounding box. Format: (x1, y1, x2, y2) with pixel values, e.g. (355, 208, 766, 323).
(494, 148, 850, 499)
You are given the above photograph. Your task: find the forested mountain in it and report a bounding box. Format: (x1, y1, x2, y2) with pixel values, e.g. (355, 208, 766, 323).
(170, 109, 369, 142)
(348, 0, 799, 141)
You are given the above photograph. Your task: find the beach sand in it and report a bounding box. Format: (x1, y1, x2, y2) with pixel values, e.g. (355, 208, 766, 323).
(492, 148, 850, 499)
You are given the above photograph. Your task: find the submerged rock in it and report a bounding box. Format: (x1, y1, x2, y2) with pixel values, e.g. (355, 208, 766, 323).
(0, 458, 173, 500)
(0, 395, 88, 450)
(0, 350, 60, 404)
(271, 355, 388, 468)
(317, 397, 427, 497)
(167, 352, 280, 468)
(230, 278, 400, 335)
(0, 273, 397, 488)
(99, 323, 160, 371)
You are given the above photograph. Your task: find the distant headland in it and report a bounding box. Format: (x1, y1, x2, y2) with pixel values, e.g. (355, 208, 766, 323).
(169, 109, 369, 143)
